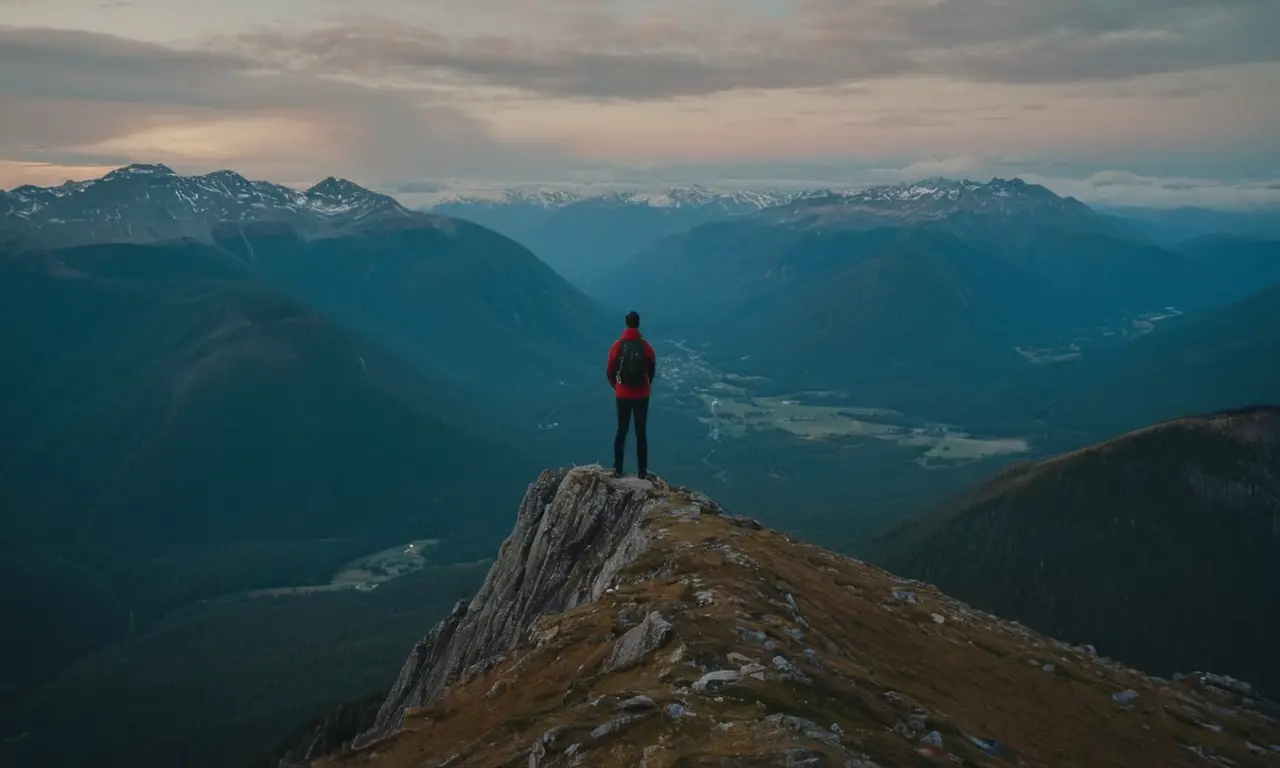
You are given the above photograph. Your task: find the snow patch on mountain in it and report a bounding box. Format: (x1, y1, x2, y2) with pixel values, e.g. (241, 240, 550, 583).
(432, 184, 812, 212)
(766, 177, 1101, 227)
(1, 164, 416, 248)
(420, 177, 1082, 217)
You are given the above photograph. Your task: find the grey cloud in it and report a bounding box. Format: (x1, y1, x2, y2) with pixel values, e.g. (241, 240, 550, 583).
(226, 0, 1280, 100)
(849, 114, 947, 128)
(230, 21, 909, 102)
(0, 27, 247, 105)
(0, 27, 579, 181)
(1100, 81, 1227, 99)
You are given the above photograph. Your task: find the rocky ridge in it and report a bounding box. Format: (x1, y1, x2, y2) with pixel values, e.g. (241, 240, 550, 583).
(301, 466, 1279, 767)
(430, 185, 807, 212)
(0, 164, 439, 249)
(767, 177, 1129, 233)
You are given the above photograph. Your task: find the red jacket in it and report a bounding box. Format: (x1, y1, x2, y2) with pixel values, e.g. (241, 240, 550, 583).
(607, 328, 656, 399)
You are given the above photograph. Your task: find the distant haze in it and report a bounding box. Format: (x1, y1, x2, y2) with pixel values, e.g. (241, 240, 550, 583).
(1, 0, 1278, 209)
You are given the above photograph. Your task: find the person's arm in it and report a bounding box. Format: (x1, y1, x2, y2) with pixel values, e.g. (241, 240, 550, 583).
(606, 342, 620, 388)
(645, 341, 657, 382)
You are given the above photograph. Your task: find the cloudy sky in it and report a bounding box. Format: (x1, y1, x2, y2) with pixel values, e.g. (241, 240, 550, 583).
(2, 0, 1278, 207)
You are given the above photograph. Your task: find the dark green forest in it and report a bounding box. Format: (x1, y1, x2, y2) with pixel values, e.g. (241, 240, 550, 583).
(878, 408, 1280, 697)
(8, 562, 490, 768)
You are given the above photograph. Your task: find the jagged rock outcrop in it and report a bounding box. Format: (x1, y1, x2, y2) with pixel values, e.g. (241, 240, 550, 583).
(352, 466, 678, 749)
(308, 465, 1280, 768)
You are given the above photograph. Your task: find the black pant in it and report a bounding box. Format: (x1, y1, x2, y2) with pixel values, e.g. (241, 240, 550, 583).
(614, 397, 649, 474)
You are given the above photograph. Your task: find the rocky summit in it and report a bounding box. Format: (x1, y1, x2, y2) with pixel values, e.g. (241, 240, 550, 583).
(299, 466, 1280, 768)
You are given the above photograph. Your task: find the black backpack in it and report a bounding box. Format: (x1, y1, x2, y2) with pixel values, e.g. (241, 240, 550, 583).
(618, 339, 648, 387)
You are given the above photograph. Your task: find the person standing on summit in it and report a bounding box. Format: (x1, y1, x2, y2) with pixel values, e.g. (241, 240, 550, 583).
(606, 311, 656, 479)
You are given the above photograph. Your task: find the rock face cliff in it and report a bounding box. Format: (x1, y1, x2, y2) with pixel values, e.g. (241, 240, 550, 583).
(353, 467, 667, 748)
(305, 465, 1280, 767)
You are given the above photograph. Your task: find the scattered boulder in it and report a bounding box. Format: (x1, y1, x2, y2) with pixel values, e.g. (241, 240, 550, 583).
(668, 505, 701, 522)
(693, 669, 742, 692)
(540, 727, 564, 748)
(617, 695, 657, 712)
(683, 489, 722, 513)
(760, 713, 843, 746)
(591, 714, 648, 741)
(782, 747, 824, 766)
(966, 734, 1003, 757)
(604, 612, 674, 672)
(1200, 673, 1252, 696)
(1113, 689, 1140, 704)
(773, 655, 812, 684)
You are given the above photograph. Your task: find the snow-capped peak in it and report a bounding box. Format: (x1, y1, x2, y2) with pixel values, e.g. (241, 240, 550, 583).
(307, 176, 365, 198)
(769, 176, 1098, 229)
(103, 163, 177, 179)
(835, 177, 1041, 203)
(432, 184, 810, 212)
(1, 164, 419, 249)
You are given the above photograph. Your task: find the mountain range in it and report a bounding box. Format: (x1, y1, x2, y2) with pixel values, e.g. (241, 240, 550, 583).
(1, 164, 614, 410)
(430, 185, 809, 290)
(0, 163, 416, 248)
(597, 177, 1280, 425)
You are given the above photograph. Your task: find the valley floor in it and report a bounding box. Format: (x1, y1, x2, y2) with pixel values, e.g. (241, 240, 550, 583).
(657, 339, 1034, 468)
